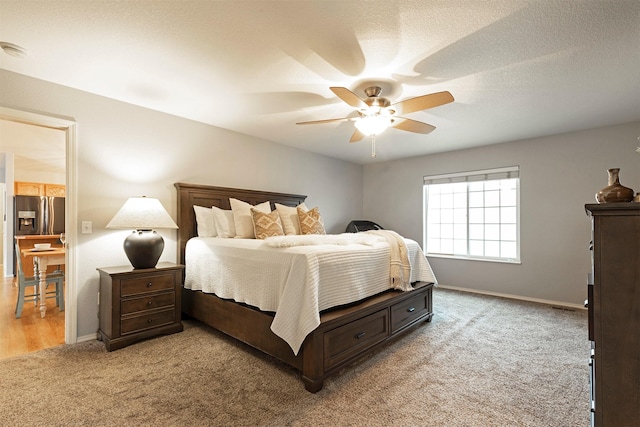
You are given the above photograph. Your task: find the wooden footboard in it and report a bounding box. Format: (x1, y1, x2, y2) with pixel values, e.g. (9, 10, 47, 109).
(182, 282, 433, 392)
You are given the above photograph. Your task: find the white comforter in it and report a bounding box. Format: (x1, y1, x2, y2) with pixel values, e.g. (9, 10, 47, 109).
(185, 232, 436, 355)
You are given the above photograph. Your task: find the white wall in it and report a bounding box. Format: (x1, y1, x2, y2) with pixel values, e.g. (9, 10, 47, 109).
(0, 70, 363, 339)
(363, 121, 640, 306)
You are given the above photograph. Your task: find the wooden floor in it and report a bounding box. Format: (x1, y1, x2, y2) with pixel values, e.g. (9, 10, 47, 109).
(0, 270, 65, 360)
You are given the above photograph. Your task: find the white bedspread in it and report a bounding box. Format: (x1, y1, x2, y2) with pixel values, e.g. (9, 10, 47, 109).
(185, 234, 436, 355)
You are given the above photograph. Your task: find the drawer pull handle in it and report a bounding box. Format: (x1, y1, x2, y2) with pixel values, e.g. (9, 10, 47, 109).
(147, 319, 153, 323)
(147, 301, 153, 306)
(407, 307, 415, 312)
(355, 332, 366, 339)
(146, 282, 153, 288)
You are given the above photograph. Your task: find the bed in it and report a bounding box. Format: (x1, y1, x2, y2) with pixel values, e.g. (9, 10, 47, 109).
(175, 182, 435, 392)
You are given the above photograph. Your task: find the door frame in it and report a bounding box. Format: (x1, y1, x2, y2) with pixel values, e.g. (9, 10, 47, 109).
(0, 106, 78, 344)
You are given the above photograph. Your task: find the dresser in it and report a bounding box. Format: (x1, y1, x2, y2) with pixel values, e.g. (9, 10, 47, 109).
(585, 203, 640, 426)
(97, 262, 184, 351)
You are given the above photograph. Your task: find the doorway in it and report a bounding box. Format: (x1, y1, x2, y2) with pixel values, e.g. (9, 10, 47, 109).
(0, 107, 77, 357)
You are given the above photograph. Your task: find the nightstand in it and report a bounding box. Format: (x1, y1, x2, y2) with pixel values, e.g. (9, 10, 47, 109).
(97, 262, 184, 351)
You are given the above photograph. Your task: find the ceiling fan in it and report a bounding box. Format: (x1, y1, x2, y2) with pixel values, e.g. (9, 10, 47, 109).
(297, 86, 454, 157)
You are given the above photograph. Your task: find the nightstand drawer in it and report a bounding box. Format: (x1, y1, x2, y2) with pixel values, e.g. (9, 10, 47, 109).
(121, 273, 175, 296)
(121, 309, 175, 335)
(121, 292, 175, 315)
(390, 290, 431, 333)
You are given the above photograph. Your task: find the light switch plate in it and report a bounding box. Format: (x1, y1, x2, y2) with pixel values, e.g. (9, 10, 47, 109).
(81, 221, 92, 234)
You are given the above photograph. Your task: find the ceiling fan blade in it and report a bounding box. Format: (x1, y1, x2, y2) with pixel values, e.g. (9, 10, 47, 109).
(391, 91, 454, 115)
(330, 87, 367, 109)
(350, 129, 365, 142)
(296, 117, 351, 125)
(392, 118, 436, 134)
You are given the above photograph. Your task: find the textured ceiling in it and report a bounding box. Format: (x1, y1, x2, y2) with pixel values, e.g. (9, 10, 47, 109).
(0, 0, 639, 165)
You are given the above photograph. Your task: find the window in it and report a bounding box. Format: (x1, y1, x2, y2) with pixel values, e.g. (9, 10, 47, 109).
(423, 166, 520, 263)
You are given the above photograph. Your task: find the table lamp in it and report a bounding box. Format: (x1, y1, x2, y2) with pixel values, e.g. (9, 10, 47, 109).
(106, 196, 178, 269)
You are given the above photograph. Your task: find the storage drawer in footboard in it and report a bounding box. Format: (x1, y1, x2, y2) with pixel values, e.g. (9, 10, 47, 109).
(323, 309, 389, 370)
(390, 289, 432, 333)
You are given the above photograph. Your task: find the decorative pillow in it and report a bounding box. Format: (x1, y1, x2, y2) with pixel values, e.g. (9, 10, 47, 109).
(193, 205, 217, 237)
(275, 202, 308, 235)
(251, 207, 285, 240)
(229, 198, 271, 238)
(211, 206, 236, 238)
(297, 206, 326, 235)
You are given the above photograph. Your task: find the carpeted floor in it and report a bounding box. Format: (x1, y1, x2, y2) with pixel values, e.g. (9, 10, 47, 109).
(0, 288, 590, 426)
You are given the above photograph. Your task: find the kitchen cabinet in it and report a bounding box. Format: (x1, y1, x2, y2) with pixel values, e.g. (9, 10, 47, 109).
(15, 181, 44, 196)
(44, 184, 65, 197)
(14, 181, 65, 197)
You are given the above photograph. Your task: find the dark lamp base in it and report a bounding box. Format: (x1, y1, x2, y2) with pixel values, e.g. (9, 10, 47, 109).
(123, 229, 164, 269)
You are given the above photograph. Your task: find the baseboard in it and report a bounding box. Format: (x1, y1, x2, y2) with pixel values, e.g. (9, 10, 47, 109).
(436, 284, 586, 311)
(76, 332, 99, 343)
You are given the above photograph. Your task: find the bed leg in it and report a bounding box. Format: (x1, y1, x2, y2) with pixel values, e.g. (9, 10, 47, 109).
(302, 376, 323, 393)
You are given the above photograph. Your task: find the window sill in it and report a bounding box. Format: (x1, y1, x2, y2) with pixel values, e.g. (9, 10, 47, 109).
(426, 253, 521, 264)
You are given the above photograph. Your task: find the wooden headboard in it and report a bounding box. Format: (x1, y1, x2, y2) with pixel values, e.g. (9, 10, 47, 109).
(174, 183, 307, 264)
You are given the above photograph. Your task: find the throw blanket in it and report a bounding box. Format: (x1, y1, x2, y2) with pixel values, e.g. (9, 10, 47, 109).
(365, 230, 413, 291)
(265, 230, 413, 291)
(264, 233, 385, 247)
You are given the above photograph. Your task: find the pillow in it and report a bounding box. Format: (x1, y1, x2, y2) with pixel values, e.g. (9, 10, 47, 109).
(297, 206, 326, 235)
(229, 198, 271, 238)
(193, 205, 217, 237)
(250, 207, 285, 240)
(275, 202, 308, 235)
(211, 206, 236, 238)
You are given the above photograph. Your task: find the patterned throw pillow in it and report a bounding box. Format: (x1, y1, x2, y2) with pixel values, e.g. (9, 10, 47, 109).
(251, 207, 285, 239)
(297, 206, 326, 235)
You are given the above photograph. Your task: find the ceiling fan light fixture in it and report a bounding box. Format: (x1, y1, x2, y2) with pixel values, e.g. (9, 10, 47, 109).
(297, 85, 454, 158)
(354, 115, 391, 136)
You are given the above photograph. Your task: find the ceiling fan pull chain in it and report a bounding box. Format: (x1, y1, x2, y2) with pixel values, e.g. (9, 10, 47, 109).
(371, 135, 376, 157)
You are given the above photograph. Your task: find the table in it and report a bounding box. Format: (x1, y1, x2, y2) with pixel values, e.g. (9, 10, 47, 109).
(21, 248, 65, 318)
(15, 235, 65, 275)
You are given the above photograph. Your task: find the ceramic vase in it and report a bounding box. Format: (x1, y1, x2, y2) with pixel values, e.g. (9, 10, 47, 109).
(595, 168, 634, 203)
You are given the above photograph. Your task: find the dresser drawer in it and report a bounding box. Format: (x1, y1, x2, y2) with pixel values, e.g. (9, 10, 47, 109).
(121, 292, 175, 315)
(121, 273, 175, 297)
(121, 308, 175, 335)
(324, 309, 389, 370)
(390, 290, 431, 333)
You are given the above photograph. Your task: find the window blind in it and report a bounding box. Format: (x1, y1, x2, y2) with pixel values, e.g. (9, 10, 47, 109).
(423, 166, 519, 186)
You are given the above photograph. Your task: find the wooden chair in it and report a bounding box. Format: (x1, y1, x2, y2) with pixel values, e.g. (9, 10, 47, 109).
(14, 243, 65, 318)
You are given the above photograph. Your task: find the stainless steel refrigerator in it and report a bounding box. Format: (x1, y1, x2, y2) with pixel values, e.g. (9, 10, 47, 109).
(14, 195, 65, 236)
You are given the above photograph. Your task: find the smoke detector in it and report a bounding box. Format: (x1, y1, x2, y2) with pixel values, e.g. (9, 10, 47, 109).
(0, 42, 28, 58)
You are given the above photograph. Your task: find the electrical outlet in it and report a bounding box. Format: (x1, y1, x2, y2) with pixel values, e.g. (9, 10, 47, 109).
(81, 221, 92, 234)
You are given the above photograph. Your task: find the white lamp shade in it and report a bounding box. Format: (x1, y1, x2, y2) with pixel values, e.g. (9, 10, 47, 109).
(106, 197, 178, 230)
(354, 115, 392, 136)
